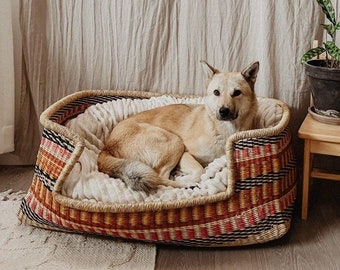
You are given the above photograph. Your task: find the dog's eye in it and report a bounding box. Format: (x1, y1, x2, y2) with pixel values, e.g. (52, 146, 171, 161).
(213, 89, 220, 96)
(232, 89, 242, 97)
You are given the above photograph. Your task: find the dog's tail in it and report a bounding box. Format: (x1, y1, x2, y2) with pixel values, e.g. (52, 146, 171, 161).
(97, 149, 162, 193)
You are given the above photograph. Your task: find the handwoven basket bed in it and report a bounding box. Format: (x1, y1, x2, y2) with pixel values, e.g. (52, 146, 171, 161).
(18, 90, 297, 247)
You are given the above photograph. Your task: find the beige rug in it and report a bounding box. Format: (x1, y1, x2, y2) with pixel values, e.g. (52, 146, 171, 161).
(0, 190, 156, 270)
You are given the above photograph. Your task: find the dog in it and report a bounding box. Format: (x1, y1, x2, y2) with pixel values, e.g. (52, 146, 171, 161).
(97, 61, 259, 193)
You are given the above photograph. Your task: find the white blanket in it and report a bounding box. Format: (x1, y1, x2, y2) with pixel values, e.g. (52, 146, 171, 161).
(62, 96, 282, 204)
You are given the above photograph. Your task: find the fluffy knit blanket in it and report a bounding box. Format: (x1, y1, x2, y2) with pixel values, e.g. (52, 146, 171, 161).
(62, 95, 282, 204)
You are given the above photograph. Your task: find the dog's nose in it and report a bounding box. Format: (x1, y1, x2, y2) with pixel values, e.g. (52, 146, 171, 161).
(219, 107, 230, 118)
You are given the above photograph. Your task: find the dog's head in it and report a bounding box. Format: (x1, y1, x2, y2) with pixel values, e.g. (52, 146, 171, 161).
(201, 61, 259, 122)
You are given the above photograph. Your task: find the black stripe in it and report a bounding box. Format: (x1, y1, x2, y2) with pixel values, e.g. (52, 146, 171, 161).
(20, 199, 70, 231)
(234, 129, 290, 150)
(42, 129, 74, 153)
(50, 95, 143, 122)
(235, 160, 297, 191)
(163, 206, 295, 246)
(34, 165, 55, 191)
(19, 198, 295, 246)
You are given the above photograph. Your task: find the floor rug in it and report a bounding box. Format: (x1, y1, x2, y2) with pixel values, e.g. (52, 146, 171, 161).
(0, 190, 156, 270)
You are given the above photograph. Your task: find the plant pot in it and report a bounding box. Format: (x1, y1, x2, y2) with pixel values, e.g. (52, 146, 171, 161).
(305, 59, 340, 121)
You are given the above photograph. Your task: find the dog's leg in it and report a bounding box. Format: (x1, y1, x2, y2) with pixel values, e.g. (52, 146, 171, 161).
(176, 152, 204, 186)
(151, 146, 204, 189)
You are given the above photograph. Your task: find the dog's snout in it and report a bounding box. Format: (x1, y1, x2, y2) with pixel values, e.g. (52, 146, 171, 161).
(219, 107, 230, 117)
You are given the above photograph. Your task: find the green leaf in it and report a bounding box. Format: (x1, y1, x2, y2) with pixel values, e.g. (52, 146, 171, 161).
(316, 0, 336, 25)
(324, 41, 340, 61)
(336, 22, 340, 30)
(321, 23, 335, 38)
(301, 47, 326, 64)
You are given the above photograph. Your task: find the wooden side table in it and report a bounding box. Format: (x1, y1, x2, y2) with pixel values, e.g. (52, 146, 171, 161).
(298, 114, 340, 220)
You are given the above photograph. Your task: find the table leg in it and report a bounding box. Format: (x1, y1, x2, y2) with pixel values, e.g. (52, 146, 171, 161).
(301, 139, 311, 220)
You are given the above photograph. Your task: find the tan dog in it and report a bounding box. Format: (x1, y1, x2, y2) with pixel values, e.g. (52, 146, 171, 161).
(98, 61, 259, 192)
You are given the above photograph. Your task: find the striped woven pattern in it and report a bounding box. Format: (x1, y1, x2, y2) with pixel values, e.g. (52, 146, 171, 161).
(18, 90, 297, 247)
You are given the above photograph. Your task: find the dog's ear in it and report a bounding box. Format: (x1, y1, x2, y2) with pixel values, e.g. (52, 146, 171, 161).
(241, 61, 259, 84)
(200, 60, 220, 78)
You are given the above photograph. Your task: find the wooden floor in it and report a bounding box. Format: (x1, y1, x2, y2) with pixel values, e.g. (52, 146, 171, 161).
(1, 165, 339, 270)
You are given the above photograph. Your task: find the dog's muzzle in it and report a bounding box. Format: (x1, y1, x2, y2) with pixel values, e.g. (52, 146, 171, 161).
(217, 106, 238, 121)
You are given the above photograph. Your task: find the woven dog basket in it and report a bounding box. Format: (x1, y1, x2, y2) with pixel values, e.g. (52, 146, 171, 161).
(18, 90, 297, 247)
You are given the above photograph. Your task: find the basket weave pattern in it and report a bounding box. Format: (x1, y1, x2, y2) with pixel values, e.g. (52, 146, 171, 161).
(18, 90, 297, 247)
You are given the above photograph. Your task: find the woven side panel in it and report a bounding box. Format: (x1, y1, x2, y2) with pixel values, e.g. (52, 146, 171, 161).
(26, 177, 295, 230)
(19, 183, 296, 246)
(234, 129, 292, 179)
(19, 143, 296, 247)
(18, 126, 297, 246)
(33, 129, 75, 192)
(50, 95, 121, 124)
(48, 93, 148, 125)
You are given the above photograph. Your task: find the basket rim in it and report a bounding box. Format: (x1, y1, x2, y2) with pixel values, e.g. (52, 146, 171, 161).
(39, 89, 291, 213)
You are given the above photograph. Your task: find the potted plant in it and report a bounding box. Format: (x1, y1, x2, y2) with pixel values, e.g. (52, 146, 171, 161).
(301, 0, 340, 122)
